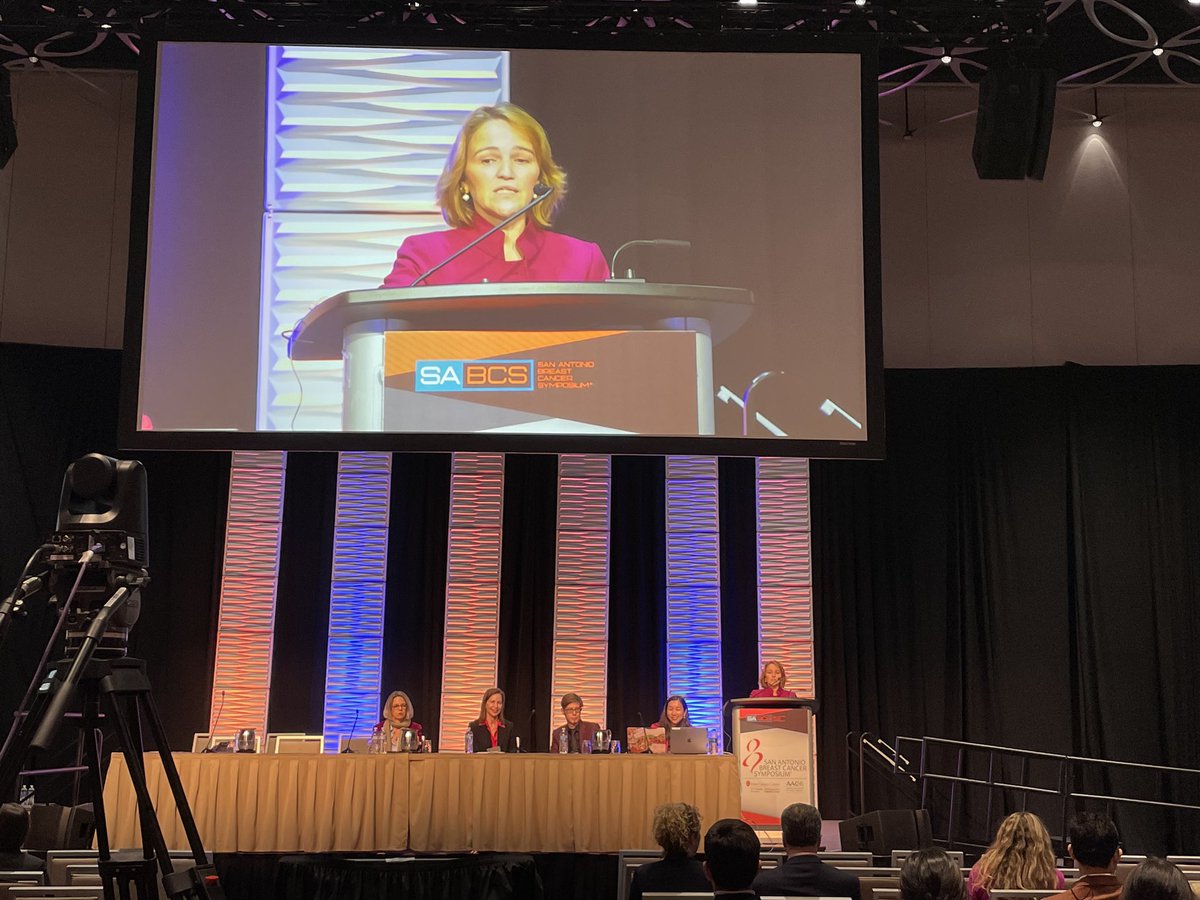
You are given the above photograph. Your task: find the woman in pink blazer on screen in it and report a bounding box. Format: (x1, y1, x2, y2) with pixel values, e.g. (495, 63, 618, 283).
(381, 103, 608, 288)
(749, 659, 798, 698)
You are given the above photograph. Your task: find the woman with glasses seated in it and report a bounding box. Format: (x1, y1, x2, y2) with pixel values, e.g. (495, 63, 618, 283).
(549, 692, 600, 753)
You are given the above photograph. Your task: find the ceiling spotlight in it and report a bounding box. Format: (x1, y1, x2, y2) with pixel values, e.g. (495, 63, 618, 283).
(1152, 46, 1164, 56)
(1190, 0, 1200, 6)
(100, 22, 112, 28)
(1091, 117, 1104, 128)
(737, 0, 758, 6)
(28, 55, 38, 63)
(854, 0, 867, 6)
(940, 54, 952, 64)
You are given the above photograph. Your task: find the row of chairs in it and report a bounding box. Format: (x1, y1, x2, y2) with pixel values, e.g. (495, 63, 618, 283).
(0, 849, 213, 900)
(619, 850, 1200, 900)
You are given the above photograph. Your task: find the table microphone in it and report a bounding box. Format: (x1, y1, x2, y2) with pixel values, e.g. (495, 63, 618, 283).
(410, 186, 554, 287)
(527, 708, 537, 754)
(201, 689, 225, 753)
(637, 711, 650, 754)
(341, 709, 360, 753)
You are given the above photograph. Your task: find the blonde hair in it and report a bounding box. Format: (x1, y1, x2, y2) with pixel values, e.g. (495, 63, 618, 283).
(477, 687, 505, 725)
(437, 103, 567, 230)
(382, 690, 413, 728)
(760, 659, 788, 690)
(652, 802, 702, 858)
(976, 812, 1058, 891)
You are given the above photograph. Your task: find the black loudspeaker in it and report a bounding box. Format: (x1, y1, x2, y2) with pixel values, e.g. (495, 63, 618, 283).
(839, 808, 932, 856)
(972, 62, 1057, 180)
(24, 803, 96, 850)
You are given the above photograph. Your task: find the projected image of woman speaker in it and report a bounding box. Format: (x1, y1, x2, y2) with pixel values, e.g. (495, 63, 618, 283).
(381, 103, 609, 287)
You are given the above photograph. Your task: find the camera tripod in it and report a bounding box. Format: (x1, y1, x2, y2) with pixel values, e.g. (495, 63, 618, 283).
(1, 647, 224, 899)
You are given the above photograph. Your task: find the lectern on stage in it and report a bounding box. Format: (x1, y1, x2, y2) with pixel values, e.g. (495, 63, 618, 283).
(727, 697, 818, 826)
(287, 282, 753, 434)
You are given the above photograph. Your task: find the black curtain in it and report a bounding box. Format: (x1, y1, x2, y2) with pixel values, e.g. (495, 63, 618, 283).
(0, 344, 227, 763)
(812, 366, 1200, 853)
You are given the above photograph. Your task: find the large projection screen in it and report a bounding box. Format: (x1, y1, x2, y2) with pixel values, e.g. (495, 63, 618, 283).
(121, 36, 883, 457)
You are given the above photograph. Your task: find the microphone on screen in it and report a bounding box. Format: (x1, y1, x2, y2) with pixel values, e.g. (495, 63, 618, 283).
(608, 239, 692, 280)
(409, 186, 555, 287)
(201, 689, 225, 753)
(341, 708, 361, 753)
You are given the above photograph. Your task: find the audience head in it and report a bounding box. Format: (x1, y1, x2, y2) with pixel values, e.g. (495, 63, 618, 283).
(1068, 812, 1121, 871)
(0, 802, 30, 852)
(651, 802, 702, 859)
(702, 818, 761, 892)
(780, 802, 823, 850)
(1121, 859, 1194, 900)
(478, 687, 505, 723)
(660, 695, 690, 729)
(760, 660, 788, 691)
(900, 847, 967, 900)
(382, 690, 413, 727)
(977, 812, 1057, 890)
(560, 692, 584, 728)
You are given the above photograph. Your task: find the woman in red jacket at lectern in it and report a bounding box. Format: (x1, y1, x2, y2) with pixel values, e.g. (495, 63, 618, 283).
(381, 103, 608, 288)
(749, 659, 798, 698)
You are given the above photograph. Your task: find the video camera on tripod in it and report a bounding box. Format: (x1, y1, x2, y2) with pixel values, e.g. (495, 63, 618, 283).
(0, 453, 224, 899)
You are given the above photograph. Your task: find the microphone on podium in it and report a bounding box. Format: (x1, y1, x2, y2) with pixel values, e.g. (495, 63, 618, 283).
(608, 239, 692, 280)
(410, 186, 554, 287)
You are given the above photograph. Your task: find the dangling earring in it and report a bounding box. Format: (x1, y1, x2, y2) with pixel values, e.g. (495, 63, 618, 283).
(460, 184, 471, 203)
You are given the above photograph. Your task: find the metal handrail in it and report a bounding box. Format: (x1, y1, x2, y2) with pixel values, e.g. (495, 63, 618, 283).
(895, 734, 1200, 854)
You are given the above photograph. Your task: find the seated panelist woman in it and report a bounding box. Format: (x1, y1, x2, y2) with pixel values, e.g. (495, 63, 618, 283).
(749, 660, 798, 698)
(380, 690, 424, 751)
(654, 695, 692, 746)
(381, 102, 609, 287)
(468, 687, 518, 753)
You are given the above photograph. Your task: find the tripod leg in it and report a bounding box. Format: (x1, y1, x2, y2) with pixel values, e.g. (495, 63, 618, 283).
(137, 689, 210, 865)
(104, 687, 175, 898)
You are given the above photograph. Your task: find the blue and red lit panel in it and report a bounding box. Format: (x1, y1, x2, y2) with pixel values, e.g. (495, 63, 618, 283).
(439, 452, 505, 750)
(756, 456, 814, 698)
(322, 451, 392, 751)
(210, 451, 287, 736)
(550, 454, 612, 744)
(664, 455, 723, 730)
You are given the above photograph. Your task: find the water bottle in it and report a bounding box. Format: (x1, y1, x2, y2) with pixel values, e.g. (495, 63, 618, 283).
(465, 727, 474, 754)
(558, 728, 568, 754)
(369, 724, 383, 754)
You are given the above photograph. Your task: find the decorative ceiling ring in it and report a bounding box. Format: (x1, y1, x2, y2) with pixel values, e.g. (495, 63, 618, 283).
(1084, 0, 1158, 48)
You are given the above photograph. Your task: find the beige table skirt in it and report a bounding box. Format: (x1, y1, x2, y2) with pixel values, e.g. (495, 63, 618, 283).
(102, 752, 740, 853)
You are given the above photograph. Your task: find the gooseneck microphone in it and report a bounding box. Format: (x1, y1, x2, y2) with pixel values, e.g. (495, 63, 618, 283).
(527, 708, 537, 755)
(410, 187, 554, 287)
(202, 690, 226, 753)
(637, 712, 650, 754)
(341, 709, 361, 753)
(608, 239, 691, 280)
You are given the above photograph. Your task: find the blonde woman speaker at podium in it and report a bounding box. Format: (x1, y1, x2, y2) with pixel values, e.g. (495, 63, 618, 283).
(381, 103, 608, 288)
(749, 659, 798, 698)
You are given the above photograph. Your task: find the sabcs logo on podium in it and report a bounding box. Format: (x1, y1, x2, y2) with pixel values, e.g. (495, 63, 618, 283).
(415, 359, 535, 392)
